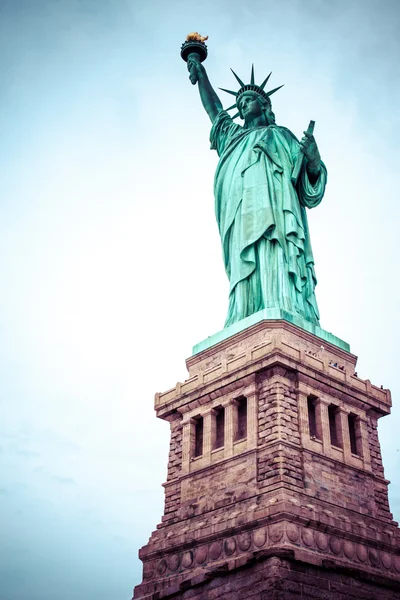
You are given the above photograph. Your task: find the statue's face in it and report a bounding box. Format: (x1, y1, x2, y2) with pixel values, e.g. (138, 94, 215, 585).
(239, 92, 262, 122)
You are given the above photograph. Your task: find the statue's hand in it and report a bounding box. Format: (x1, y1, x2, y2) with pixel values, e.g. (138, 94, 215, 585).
(187, 54, 204, 85)
(300, 131, 321, 171)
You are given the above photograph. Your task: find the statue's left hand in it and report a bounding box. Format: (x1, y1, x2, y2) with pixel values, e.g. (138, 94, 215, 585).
(300, 131, 321, 170)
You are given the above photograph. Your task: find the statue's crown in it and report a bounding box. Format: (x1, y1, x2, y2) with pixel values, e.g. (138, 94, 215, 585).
(219, 65, 284, 119)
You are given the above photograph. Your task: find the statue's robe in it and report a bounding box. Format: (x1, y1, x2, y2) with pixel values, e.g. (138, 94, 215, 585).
(210, 111, 327, 327)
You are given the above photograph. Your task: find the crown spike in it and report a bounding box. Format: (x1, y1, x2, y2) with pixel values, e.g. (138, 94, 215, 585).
(219, 87, 238, 97)
(225, 103, 237, 111)
(265, 84, 284, 97)
(231, 112, 240, 120)
(250, 64, 255, 85)
(230, 68, 245, 88)
(259, 72, 272, 90)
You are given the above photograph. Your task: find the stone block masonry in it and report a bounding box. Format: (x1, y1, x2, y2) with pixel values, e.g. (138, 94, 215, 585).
(133, 320, 400, 599)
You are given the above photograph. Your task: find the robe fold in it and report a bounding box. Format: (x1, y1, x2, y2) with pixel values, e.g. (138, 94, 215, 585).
(210, 111, 327, 327)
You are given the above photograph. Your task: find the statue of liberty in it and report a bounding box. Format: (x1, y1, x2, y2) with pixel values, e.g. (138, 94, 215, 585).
(184, 38, 327, 328)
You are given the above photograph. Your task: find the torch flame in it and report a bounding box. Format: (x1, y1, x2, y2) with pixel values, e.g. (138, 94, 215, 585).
(186, 32, 209, 43)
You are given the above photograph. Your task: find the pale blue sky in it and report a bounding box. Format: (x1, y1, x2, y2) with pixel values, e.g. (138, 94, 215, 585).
(1, 1, 400, 599)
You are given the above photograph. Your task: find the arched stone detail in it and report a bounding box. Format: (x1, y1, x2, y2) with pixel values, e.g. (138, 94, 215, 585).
(224, 537, 237, 556)
(238, 531, 252, 551)
(381, 552, 392, 570)
(168, 554, 180, 572)
(181, 550, 193, 568)
(253, 528, 267, 547)
(356, 544, 368, 563)
(393, 554, 400, 573)
(156, 559, 167, 576)
(343, 541, 355, 559)
(209, 541, 222, 560)
(195, 546, 208, 565)
(368, 548, 379, 567)
(315, 532, 328, 551)
(329, 536, 342, 555)
(286, 524, 300, 543)
(143, 562, 154, 580)
(301, 527, 314, 547)
(269, 523, 283, 542)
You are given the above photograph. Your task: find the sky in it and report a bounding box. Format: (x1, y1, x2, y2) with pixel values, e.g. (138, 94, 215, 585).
(1, 0, 399, 598)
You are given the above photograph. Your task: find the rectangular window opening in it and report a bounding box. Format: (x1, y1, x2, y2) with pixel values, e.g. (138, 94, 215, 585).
(328, 405, 341, 448)
(307, 396, 319, 439)
(235, 397, 247, 441)
(213, 406, 225, 450)
(348, 413, 360, 456)
(194, 417, 204, 457)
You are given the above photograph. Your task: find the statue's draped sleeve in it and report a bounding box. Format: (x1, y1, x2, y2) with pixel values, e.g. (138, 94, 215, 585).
(298, 159, 327, 208)
(210, 110, 242, 156)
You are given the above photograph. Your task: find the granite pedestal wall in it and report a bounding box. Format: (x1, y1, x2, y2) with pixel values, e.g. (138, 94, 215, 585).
(133, 320, 400, 599)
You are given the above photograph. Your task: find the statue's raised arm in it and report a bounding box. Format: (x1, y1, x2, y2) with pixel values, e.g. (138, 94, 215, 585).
(180, 33, 222, 123)
(187, 55, 223, 123)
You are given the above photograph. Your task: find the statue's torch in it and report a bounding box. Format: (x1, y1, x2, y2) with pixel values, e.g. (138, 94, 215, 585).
(181, 33, 208, 84)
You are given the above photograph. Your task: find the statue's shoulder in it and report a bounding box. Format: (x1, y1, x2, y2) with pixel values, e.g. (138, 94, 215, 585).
(211, 111, 243, 154)
(272, 125, 300, 145)
(212, 110, 242, 133)
(270, 125, 300, 144)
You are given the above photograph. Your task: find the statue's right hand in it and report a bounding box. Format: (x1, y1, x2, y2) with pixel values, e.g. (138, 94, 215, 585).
(187, 55, 203, 85)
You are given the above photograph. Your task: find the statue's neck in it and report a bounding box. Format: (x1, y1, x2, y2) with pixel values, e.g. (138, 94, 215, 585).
(244, 114, 270, 130)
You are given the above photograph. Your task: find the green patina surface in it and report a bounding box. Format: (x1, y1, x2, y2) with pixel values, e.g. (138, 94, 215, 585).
(184, 41, 329, 332)
(192, 308, 350, 355)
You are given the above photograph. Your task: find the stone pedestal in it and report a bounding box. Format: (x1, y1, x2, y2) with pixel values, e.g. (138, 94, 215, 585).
(133, 320, 400, 599)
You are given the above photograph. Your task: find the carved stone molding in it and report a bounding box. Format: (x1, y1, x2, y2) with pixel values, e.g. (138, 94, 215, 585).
(142, 520, 400, 585)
